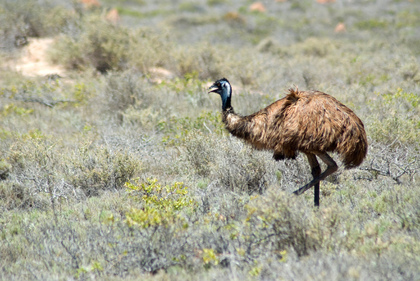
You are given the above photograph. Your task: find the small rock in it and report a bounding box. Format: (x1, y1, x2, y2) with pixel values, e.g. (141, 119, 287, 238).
(334, 22, 346, 33)
(106, 8, 120, 24)
(80, 0, 101, 9)
(250, 2, 266, 13)
(316, 0, 335, 4)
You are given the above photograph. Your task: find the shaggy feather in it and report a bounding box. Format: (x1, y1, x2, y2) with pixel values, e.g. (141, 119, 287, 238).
(221, 87, 367, 169)
(209, 78, 368, 206)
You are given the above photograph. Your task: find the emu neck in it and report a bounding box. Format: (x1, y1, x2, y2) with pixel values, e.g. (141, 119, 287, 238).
(221, 87, 232, 111)
(222, 95, 232, 111)
(222, 106, 235, 126)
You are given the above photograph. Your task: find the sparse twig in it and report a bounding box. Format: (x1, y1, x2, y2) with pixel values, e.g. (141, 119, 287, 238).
(13, 97, 77, 108)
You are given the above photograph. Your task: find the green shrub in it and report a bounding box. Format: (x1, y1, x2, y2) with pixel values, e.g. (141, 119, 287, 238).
(382, 88, 420, 111)
(207, 0, 229, 6)
(0, 159, 11, 180)
(1, 78, 92, 110)
(127, 28, 173, 73)
(67, 144, 139, 196)
(0, 182, 49, 210)
(213, 143, 272, 194)
(161, 111, 223, 146)
(1, 103, 33, 117)
(50, 15, 132, 73)
(181, 133, 275, 194)
(0, 0, 76, 51)
(245, 191, 320, 256)
(103, 70, 147, 113)
(1, 0, 420, 279)
(182, 133, 218, 177)
(125, 178, 197, 228)
(374, 185, 420, 231)
(50, 16, 174, 73)
(170, 44, 228, 80)
(2, 133, 74, 210)
(368, 116, 420, 144)
(366, 88, 420, 145)
(355, 19, 389, 30)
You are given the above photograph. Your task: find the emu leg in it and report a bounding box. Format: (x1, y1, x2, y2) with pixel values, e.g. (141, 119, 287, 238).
(305, 153, 321, 206)
(293, 152, 338, 205)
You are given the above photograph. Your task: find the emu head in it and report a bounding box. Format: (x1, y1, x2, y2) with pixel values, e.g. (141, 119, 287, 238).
(208, 78, 232, 111)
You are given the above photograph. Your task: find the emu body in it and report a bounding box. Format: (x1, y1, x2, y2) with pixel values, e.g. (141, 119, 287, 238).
(209, 78, 368, 206)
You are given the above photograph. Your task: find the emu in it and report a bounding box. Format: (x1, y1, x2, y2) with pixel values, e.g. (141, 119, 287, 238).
(209, 78, 368, 206)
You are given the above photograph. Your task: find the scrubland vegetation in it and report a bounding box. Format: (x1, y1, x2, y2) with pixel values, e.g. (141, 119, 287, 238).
(1, 0, 419, 280)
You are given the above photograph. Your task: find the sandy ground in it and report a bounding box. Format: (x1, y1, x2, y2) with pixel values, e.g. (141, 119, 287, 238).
(8, 38, 66, 77)
(3, 38, 253, 97)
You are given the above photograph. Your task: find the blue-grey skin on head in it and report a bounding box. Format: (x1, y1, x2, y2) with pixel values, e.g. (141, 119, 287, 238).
(208, 78, 232, 111)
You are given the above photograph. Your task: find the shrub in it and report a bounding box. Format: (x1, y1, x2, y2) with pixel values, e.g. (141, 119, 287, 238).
(0, 181, 49, 210)
(102, 70, 147, 113)
(50, 15, 132, 73)
(244, 190, 320, 257)
(182, 133, 276, 194)
(0, 0, 76, 51)
(125, 178, 197, 228)
(67, 144, 140, 196)
(170, 43, 228, 80)
(355, 19, 389, 30)
(0, 159, 11, 180)
(161, 111, 223, 146)
(369, 116, 419, 145)
(362, 141, 419, 185)
(4, 134, 75, 208)
(50, 16, 173, 74)
(1, 0, 420, 280)
(212, 141, 272, 194)
(127, 28, 173, 73)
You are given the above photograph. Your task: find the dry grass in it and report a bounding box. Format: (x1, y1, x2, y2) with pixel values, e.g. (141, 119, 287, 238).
(0, 0, 419, 280)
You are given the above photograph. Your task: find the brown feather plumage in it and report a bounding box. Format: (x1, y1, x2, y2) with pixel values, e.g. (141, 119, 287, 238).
(210, 78, 367, 206)
(223, 88, 367, 168)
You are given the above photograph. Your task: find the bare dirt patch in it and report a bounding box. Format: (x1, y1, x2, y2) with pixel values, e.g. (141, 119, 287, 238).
(8, 38, 66, 77)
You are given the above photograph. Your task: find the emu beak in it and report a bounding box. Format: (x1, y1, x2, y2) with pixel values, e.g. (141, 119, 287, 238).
(208, 84, 218, 94)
